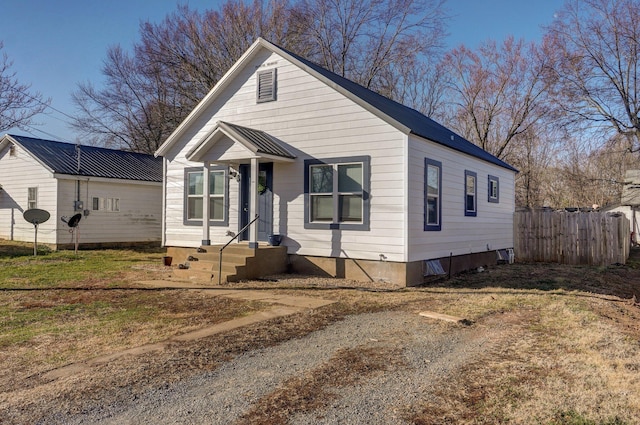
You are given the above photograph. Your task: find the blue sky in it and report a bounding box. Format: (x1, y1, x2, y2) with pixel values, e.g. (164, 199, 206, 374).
(1, 0, 563, 143)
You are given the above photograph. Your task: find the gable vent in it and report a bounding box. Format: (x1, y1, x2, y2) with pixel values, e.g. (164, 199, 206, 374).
(257, 68, 277, 103)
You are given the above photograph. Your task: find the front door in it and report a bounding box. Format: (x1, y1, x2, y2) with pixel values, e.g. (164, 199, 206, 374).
(239, 162, 273, 242)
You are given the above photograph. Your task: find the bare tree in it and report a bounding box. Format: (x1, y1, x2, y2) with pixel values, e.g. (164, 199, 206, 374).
(72, 0, 308, 152)
(512, 126, 563, 207)
(297, 0, 448, 106)
(544, 0, 640, 153)
(138, 0, 309, 106)
(541, 134, 634, 208)
(441, 37, 551, 162)
(72, 45, 182, 153)
(0, 41, 49, 133)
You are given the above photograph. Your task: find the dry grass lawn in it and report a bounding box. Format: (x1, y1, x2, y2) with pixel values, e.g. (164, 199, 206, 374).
(1, 240, 639, 424)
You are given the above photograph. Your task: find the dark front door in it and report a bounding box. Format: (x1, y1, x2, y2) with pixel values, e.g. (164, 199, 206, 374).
(239, 162, 273, 241)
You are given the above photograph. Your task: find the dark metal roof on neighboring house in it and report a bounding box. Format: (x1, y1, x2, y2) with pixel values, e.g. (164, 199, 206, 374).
(9, 135, 162, 182)
(275, 43, 517, 172)
(222, 122, 296, 159)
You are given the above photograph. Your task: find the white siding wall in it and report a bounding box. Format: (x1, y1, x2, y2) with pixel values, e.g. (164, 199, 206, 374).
(407, 135, 516, 262)
(0, 144, 58, 244)
(56, 177, 162, 244)
(164, 50, 407, 259)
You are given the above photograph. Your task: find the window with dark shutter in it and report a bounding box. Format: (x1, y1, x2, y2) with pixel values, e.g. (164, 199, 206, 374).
(256, 69, 277, 103)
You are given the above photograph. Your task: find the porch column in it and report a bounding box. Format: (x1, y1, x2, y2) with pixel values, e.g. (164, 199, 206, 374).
(202, 161, 211, 245)
(249, 157, 259, 248)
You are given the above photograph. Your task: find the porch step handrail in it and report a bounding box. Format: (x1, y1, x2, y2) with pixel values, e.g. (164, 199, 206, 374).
(218, 214, 259, 285)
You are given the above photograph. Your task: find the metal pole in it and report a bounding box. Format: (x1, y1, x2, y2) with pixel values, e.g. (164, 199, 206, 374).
(33, 223, 38, 256)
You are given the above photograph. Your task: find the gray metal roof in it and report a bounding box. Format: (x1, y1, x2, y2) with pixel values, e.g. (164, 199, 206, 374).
(9, 135, 162, 182)
(274, 43, 517, 172)
(221, 122, 296, 159)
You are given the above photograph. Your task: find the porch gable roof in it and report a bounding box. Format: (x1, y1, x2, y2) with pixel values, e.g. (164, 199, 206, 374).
(186, 121, 296, 163)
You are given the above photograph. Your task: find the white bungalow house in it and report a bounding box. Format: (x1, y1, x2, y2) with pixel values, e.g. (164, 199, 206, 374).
(0, 134, 162, 249)
(155, 38, 517, 286)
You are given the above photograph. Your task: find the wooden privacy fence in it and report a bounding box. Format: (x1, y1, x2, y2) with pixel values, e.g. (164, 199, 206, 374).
(514, 209, 630, 266)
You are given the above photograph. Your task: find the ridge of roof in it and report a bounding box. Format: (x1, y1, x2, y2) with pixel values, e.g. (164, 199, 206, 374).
(156, 37, 517, 172)
(270, 42, 517, 172)
(7, 134, 162, 182)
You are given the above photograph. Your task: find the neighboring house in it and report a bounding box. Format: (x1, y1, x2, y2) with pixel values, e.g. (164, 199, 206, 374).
(602, 169, 640, 245)
(0, 134, 163, 249)
(155, 38, 518, 286)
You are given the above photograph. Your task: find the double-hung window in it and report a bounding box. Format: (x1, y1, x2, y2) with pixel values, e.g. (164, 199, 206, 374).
(184, 167, 228, 225)
(488, 175, 499, 203)
(424, 159, 442, 231)
(27, 187, 38, 209)
(304, 156, 370, 230)
(465, 170, 477, 216)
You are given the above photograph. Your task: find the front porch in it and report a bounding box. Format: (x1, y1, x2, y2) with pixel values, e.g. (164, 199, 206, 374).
(185, 121, 296, 250)
(166, 243, 288, 284)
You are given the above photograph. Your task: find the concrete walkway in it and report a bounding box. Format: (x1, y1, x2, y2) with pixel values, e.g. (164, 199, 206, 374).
(42, 280, 335, 381)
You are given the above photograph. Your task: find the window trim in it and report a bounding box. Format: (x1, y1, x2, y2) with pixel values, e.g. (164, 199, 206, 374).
(183, 166, 229, 227)
(464, 170, 477, 217)
(27, 187, 38, 210)
(256, 68, 277, 103)
(92, 197, 120, 212)
(424, 158, 442, 231)
(304, 156, 370, 231)
(488, 175, 500, 203)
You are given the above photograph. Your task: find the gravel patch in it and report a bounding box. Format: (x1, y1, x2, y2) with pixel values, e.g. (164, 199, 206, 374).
(45, 310, 498, 424)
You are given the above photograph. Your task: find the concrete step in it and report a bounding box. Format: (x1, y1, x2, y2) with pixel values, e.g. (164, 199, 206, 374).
(166, 244, 287, 284)
(184, 260, 215, 271)
(171, 268, 214, 282)
(179, 257, 248, 270)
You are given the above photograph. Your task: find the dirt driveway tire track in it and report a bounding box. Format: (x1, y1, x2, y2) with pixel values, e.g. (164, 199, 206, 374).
(41, 310, 514, 425)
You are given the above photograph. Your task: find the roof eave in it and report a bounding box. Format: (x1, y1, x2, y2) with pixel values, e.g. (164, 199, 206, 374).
(53, 173, 162, 185)
(0, 134, 57, 174)
(409, 131, 519, 173)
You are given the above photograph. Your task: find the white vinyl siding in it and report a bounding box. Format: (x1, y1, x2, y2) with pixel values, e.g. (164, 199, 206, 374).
(161, 45, 516, 264)
(0, 143, 58, 244)
(408, 134, 515, 262)
(163, 50, 405, 257)
(58, 178, 161, 245)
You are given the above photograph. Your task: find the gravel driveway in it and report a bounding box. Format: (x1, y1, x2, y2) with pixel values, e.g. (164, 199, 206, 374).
(47, 310, 499, 425)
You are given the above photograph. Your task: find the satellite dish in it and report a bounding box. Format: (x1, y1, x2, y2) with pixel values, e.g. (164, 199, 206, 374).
(23, 208, 50, 225)
(61, 213, 83, 255)
(67, 213, 82, 228)
(22, 209, 50, 256)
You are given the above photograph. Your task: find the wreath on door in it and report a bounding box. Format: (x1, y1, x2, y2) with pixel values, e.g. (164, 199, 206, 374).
(258, 174, 267, 194)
